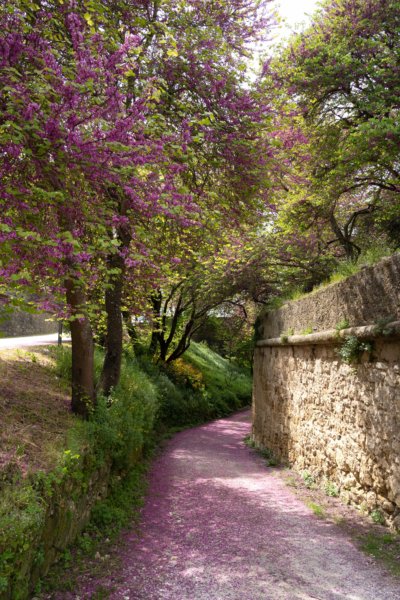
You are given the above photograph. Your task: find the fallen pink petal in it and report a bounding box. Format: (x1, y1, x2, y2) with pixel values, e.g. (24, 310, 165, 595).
(67, 411, 400, 599)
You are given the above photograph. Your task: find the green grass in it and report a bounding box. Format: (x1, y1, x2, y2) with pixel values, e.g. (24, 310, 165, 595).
(360, 532, 400, 576)
(132, 342, 252, 429)
(243, 435, 280, 467)
(51, 345, 104, 387)
(307, 501, 326, 518)
(313, 246, 394, 294)
(300, 326, 314, 335)
(265, 246, 397, 312)
(335, 317, 350, 332)
(185, 342, 252, 408)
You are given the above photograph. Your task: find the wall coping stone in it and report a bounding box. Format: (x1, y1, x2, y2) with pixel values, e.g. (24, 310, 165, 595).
(256, 320, 400, 347)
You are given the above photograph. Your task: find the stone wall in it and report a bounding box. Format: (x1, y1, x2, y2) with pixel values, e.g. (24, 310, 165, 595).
(260, 254, 400, 339)
(0, 308, 58, 337)
(1, 454, 113, 600)
(252, 254, 400, 529)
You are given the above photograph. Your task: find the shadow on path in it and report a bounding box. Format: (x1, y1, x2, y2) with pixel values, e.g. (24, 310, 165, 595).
(74, 411, 399, 600)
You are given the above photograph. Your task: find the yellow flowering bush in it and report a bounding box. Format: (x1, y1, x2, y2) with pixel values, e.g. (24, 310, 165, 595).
(167, 359, 205, 391)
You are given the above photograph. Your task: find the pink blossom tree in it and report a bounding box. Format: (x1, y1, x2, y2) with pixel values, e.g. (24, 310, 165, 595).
(0, 0, 275, 414)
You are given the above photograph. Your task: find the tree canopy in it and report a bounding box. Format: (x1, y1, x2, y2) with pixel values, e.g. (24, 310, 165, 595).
(269, 0, 400, 262)
(1, 0, 399, 415)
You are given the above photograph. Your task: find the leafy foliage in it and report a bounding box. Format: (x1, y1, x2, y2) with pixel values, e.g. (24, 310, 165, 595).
(302, 471, 316, 489)
(166, 358, 205, 391)
(325, 481, 339, 498)
(0, 484, 45, 598)
(0, 0, 274, 411)
(245, 0, 400, 310)
(337, 336, 373, 365)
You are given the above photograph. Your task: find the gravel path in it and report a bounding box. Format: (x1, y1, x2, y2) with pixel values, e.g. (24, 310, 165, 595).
(80, 410, 399, 599)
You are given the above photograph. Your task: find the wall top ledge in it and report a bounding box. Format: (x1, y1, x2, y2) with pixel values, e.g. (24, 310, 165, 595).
(256, 320, 400, 347)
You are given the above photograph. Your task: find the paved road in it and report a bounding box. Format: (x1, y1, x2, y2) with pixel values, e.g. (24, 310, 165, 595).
(0, 333, 70, 349)
(73, 410, 400, 600)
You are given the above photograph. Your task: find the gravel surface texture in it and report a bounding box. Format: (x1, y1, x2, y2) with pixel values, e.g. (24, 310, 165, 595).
(65, 410, 399, 599)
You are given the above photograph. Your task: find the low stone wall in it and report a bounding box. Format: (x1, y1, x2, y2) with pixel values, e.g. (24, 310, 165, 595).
(0, 308, 58, 337)
(252, 255, 400, 529)
(1, 453, 113, 600)
(260, 254, 400, 339)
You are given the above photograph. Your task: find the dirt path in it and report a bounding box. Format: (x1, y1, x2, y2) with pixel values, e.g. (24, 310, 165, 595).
(77, 411, 399, 599)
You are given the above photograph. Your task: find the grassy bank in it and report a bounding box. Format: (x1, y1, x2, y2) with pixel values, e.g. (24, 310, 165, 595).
(267, 247, 398, 312)
(0, 342, 252, 598)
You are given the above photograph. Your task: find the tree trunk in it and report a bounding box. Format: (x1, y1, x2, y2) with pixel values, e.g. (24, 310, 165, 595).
(166, 315, 197, 363)
(65, 279, 96, 418)
(50, 178, 95, 417)
(99, 252, 125, 396)
(329, 213, 359, 261)
(122, 310, 139, 351)
(149, 290, 162, 356)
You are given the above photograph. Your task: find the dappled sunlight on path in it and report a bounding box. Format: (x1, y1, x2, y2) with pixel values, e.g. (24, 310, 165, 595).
(75, 411, 399, 599)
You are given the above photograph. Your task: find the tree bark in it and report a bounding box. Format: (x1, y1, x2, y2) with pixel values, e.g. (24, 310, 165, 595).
(166, 317, 199, 362)
(99, 251, 125, 396)
(149, 290, 162, 356)
(65, 278, 96, 418)
(98, 188, 131, 396)
(165, 304, 201, 363)
(122, 310, 139, 351)
(50, 176, 95, 416)
(329, 213, 359, 261)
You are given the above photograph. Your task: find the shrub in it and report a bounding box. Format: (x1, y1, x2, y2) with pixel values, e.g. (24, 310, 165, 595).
(86, 359, 158, 471)
(166, 358, 205, 391)
(337, 335, 373, 365)
(370, 509, 386, 526)
(325, 480, 339, 497)
(302, 471, 316, 489)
